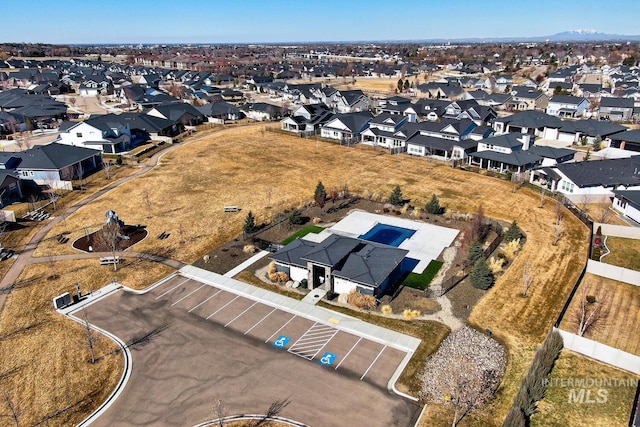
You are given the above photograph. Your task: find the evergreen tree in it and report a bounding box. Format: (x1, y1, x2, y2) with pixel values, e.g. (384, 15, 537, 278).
(505, 220, 523, 242)
(425, 193, 443, 214)
(243, 211, 256, 235)
(388, 185, 404, 206)
(468, 240, 484, 263)
(314, 181, 327, 209)
(470, 258, 494, 290)
(397, 78, 404, 92)
(288, 208, 303, 225)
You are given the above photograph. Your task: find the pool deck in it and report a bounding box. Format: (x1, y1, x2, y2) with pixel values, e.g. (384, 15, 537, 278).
(323, 211, 459, 274)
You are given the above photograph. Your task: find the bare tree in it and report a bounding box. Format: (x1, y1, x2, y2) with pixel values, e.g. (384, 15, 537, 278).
(250, 398, 291, 427)
(94, 222, 121, 271)
(83, 312, 97, 364)
(75, 162, 85, 191)
(1, 390, 21, 427)
(553, 217, 563, 246)
(596, 204, 611, 224)
(538, 187, 546, 208)
(573, 281, 611, 337)
(143, 191, 152, 219)
(44, 171, 60, 211)
(522, 263, 534, 297)
(102, 161, 114, 180)
(555, 200, 565, 225)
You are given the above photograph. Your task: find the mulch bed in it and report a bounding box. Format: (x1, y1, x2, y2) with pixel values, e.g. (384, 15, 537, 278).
(72, 224, 148, 252)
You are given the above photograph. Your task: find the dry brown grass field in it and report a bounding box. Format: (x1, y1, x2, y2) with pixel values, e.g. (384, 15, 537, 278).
(560, 273, 640, 356)
(0, 258, 173, 425)
(4, 125, 618, 425)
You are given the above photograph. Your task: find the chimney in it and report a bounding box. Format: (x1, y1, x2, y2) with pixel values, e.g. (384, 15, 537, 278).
(520, 133, 531, 150)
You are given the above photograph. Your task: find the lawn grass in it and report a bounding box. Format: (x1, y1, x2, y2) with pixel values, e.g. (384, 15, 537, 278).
(602, 236, 640, 271)
(280, 225, 324, 245)
(560, 273, 640, 356)
(402, 260, 444, 290)
(531, 351, 639, 427)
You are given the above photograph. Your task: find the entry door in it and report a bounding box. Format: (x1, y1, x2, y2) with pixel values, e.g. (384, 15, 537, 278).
(312, 264, 326, 289)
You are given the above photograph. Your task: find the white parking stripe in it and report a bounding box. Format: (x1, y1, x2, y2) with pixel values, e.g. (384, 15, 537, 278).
(360, 345, 387, 380)
(224, 302, 258, 327)
(265, 314, 296, 343)
(171, 284, 205, 306)
(187, 289, 222, 313)
(244, 308, 277, 335)
(154, 278, 190, 299)
(335, 337, 362, 370)
(206, 296, 239, 320)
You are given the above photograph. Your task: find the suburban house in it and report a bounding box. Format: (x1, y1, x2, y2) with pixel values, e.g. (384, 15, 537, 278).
(612, 190, 640, 223)
(271, 233, 409, 298)
(280, 103, 333, 134)
(494, 75, 514, 93)
(0, 153, 23, 207)
(57, 113, 178, 153)
(405, 118, 477, 161)
(320, 111, 373, 143)
(609, 129, 640, 153)
(493, 110, 563, 140)
(15, 143, 102, 190)
(467, 133, 542, 173)
(598, 97, 635, 122)
(145, 103, 205, 127)
(196, 101, 243, 123)
(326, 89, 373, 113)
(545, 95, 590, 118)
(507, 86, 549, 111)
(239, 102, 283, 121)
(555, 119, 627, 146)
(360, 113, 409, 152)
(529, 156, 640, 202)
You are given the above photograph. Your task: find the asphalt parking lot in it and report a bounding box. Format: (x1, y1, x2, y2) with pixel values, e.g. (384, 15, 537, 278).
(80, 273, 421, 426)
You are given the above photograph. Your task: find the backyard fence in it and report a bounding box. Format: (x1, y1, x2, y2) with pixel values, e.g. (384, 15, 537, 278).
(555, 327, 640, 375)
(586, 259, 640, 287)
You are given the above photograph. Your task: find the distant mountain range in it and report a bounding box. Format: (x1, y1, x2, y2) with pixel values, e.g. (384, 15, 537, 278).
(414, 30, 640, 43)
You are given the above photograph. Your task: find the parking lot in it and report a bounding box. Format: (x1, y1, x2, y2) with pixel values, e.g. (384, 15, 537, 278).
(80, 270, 421, 426)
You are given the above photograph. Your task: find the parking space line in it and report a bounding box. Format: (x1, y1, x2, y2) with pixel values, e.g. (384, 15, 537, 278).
(206, 296, 239, 320)
(288, 323, 339, 360)
(154, 278, 190, 299)
(224, 301, 258, 327)
(171, 284, 205, 306)
(265, 314, 297, 343)
(335, 337, 362, 370)
(360, 345, 387, 380)
(244, 308, 277, 335)
(187, 289, 223, 313)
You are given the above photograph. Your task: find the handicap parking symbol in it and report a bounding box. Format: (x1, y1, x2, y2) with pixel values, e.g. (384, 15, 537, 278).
(319, 352, 337, 366)
(273, 335, 290, 349)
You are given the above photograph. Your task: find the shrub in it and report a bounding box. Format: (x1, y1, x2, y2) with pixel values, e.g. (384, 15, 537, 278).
(470, 258, 494, 290)
(488, 256, 505, 274)
(381, 304, 393, 315)
(388, 185, 403, 206)
(505, 220, 523, 242)
(403, 308, 421, 320)
(347, 289, 377, 310)
(468, 240, 484, 263)
(592, 247, 601, 260)
(288, 208, 303, 225)
(243, 244, 257, 254)
(425, 194, 444, 215)
(312, 217, 321, 225)
(586, 295, 597, 304)
(503, 239, 520, 260)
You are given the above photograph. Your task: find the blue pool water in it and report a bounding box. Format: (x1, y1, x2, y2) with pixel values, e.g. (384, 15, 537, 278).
(359, 224, 416, 247)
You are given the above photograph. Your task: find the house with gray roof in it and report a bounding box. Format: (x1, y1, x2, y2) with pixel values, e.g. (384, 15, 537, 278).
(197, 101, 243, 123)
(546, 95, 589, 118)
(530, 156, 640, 202)
(609, 129, 640, 153)
(507, 86, 549, 111)
(320, 111, 373, 143)
(612, 189, 640, 223)
(15, 142, 102, 190)
(271, 233, 409, 298)
(493, 110, 563, 139)
(556, 119, 627, 146)
(598, 97, 635, 122)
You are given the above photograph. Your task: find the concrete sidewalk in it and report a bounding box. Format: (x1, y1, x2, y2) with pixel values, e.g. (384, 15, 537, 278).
(223, 250, 270, 277)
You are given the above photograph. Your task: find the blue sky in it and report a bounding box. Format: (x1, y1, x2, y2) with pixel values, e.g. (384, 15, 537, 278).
(3, 0, 639, 44)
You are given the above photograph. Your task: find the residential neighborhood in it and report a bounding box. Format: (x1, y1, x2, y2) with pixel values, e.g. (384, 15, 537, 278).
(1, 12, 640, 427)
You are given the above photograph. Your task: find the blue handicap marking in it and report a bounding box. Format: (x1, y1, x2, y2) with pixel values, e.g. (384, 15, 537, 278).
(319, 352, 337, 366)
(273, 335, 290, 348)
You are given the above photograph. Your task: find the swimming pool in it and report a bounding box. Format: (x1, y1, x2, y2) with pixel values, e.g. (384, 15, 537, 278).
(359, 223, 416, 247)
